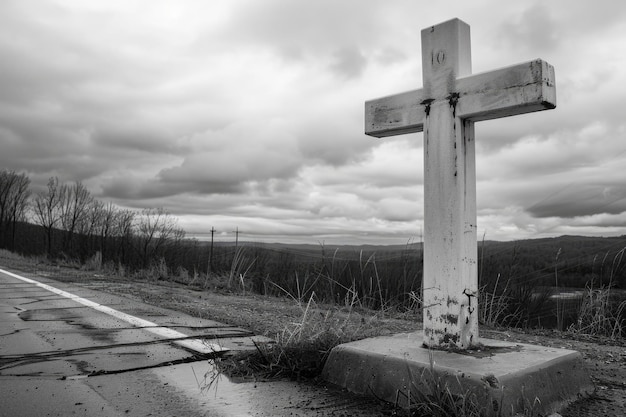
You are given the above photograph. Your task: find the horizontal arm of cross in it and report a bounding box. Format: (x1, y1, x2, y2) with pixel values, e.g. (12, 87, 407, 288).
(365, 59, 556, 138)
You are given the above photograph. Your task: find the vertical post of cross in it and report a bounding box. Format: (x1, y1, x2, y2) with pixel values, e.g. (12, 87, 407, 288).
(421, 19, 478, 348)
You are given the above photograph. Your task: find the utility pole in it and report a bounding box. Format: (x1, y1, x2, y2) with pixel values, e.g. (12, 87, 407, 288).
(208, 227, 215, 274)
(233, 227, 239, 252)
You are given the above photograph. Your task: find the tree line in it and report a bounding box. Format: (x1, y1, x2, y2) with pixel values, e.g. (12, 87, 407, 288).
(1, 169, 624, 305)
(0, 169, 424, 307)
(0, 169, 189, 271)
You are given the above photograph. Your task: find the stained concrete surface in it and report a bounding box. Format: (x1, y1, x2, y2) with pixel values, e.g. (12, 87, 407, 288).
(323, 331, 595, 415)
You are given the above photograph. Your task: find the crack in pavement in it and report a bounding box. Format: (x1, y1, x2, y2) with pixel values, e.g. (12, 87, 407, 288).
(0, 328, 24, 337)
(0, 330, 254, 372)
(78, 355, 215, 378)
(1, 354, 215, 380)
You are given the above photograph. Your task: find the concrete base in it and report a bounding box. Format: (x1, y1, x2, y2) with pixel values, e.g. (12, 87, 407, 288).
(322, 331, 594, 416)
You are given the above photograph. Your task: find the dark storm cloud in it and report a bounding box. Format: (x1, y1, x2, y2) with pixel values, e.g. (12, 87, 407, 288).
(527, 185, 626, 219)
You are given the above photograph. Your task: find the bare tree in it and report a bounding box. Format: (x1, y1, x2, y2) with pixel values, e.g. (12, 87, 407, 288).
(91, 201, 134, 265)
(94, 201, 116, 264)
(0, 170, 31, 250)
(59, 181, 94, 256)
(75, 199, 105, 261)
(32, 177, 64, 258)
(135, 208, 180, 268)
(113, 208, 136, 266)
(81, 199, 104, 238)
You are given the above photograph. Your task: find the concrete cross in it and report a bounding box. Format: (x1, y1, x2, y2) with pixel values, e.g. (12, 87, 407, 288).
(365, 18, 556, 349)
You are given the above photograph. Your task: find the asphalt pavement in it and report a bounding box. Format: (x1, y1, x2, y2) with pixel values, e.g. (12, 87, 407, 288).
(0, 267, 392, 416)
(0, 267, 263, 416)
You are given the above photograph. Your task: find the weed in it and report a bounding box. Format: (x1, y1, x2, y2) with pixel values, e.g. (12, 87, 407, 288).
(213, 291, 371, 380)
(399, 350, 545, 417)
(0, 248, 24, 261)
(192, 363, 217, 391)
(479, 274, 552, 329)
(269, 271, 319, 307)
(403, 357, 486, 416)
(82, 251, 102, 271)
(480, 273, 510, 326)
(568, 247, 626, 338)
(568, 285, 626, 338)
(116, 260, 126, 278)
(228, 247, 256, 290)
(555, 248, 564, 331)
(140, 257, 169, 280)
(187, 268, 200, 287)
(252, 294, 353, 379)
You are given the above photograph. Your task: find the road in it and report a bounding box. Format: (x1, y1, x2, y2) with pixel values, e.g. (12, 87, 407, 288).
(0, 268, 390, 417)
(0, 267, 262, 416)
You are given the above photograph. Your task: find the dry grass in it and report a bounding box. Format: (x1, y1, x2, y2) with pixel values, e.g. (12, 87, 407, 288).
(3, 248, 624, 416)
(568, 285, 626, 339)
(399, 349, 545, 417)
(479, 273, 512, 326)
(213, 292, 391, 380)
(568, 247, 626, 339)
(401, 351, 486, 417)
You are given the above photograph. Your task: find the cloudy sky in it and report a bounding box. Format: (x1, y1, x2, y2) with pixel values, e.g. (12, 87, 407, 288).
(1, 0, 625, 244)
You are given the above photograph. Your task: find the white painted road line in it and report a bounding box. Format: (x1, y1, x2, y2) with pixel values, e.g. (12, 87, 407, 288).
(0, 268, 227, 355)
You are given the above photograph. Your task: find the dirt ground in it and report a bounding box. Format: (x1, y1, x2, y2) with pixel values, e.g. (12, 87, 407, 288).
(3, 257, 625, 416)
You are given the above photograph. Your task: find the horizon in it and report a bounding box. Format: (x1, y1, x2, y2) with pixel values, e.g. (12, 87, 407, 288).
(185, 232, 626, 247)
